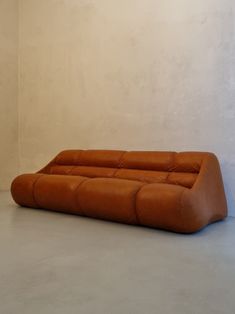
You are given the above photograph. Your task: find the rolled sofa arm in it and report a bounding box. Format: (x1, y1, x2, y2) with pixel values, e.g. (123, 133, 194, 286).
(11, 173, 44, 208)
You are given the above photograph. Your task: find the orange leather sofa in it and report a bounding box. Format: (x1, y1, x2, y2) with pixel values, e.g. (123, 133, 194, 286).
(11, 150, 227, 233)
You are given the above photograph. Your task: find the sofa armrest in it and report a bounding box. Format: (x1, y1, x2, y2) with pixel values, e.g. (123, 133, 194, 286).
(181, 153, 227, 232)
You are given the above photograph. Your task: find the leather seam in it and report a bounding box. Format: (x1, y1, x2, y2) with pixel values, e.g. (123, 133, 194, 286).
(165, 172, 171, 184)
(113, 168, 120, 177)
(32, 174, 45, 208)
(168, 152, 177, 172)
(179, 188, 188, 231)
(133, 184, 146, 225)
(76, 150, 83, 165)
(74, 178, 90, 216)
(112, 151, 127, 177)
(55, 150, 83, 166)
(117, 151, 127, 169)
(68, 165, 77, 175)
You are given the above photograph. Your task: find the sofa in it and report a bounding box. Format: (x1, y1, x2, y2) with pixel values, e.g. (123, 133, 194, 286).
(11, 150, 227, 233)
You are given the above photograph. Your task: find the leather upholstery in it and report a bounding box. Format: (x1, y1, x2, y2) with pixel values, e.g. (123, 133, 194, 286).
(34, 175, 87, 214)
(77, 178, 144, 224)
(11, 150, 228, 233)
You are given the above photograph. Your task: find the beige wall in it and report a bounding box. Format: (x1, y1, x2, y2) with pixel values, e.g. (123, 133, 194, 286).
(1, 0, 233, 215)
(0, 0, 19, 189)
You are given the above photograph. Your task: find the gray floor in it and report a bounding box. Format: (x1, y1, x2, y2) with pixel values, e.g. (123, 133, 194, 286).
(0, 192, 235, 314)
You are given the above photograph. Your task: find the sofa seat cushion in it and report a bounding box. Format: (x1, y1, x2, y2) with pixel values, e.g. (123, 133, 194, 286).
(136, 183, 187, 232)
(11, 173, 44, 208)
(11, 174, 89, 214)
(34, 174, 88, 214)
(77, 178, 145, 224)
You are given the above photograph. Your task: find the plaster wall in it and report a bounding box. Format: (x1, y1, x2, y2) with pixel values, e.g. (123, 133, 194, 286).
(18, 0, 235, 215)
(0, 0, 19, 189)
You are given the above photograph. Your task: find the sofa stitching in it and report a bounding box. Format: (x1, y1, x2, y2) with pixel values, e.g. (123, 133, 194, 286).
(165, 172, 171, 184)
(179, 188, 188, 232)
(68, 166, 77, 175)
(168, 152, 177, 172)
(55, 150, 83, 166)
(117, 151, 127, 169)
(52, 150, 83, 175)
(113, 168, 120, 177)
(74, 178, 90, 216)
(32, 174, 45, 208)
(113, 151, 127, 177)
(76, 150, 83, 165)
(133, 184, 146, 225)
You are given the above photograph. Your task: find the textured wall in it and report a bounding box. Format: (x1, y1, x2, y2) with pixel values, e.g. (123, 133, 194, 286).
(19, 0, 235, 215)
(0, 0, 19, 189)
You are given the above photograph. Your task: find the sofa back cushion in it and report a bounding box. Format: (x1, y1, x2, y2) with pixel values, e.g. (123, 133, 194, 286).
(120, 151, 175, 171)
(173, 152, 205, 173)
(55, 150, 125, 167)
(41, 150, 207, 188)
(79, 150, 125, 167)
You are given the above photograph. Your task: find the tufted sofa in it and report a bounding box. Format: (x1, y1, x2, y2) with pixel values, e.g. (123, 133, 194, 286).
(11, 150, 227, 233)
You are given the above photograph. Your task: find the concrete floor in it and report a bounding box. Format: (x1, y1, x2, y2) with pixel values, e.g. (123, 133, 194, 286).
(0, 192, 235, 314)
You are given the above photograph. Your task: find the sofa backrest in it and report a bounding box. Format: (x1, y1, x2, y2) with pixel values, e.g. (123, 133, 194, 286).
(39, 150, 208, 188)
